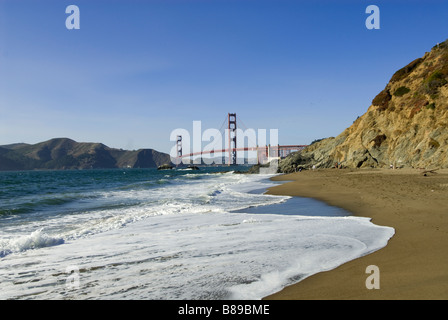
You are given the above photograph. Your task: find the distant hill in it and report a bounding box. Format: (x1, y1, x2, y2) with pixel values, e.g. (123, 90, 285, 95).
(280, 38, 448, 172)
(0, 138, 172, 171)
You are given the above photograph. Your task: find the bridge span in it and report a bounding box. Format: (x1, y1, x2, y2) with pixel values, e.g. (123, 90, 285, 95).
(174, 113, 308, 165)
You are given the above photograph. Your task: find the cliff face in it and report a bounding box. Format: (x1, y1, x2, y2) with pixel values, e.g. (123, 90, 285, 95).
(0, 138, 171, 171)
(280, 39, 448, 172)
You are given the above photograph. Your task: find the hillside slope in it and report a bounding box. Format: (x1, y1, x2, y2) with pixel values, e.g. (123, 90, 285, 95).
(0, 138, 171, 171)
(280, 39, 448, 172)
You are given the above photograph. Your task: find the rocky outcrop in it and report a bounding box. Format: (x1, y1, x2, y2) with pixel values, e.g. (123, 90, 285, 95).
(280, 39, 448, 172)
(157, 164, 174, 170)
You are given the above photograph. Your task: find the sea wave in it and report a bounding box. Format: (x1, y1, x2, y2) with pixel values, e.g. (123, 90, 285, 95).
(0, 169, 396, 300)
(0, 171, 287, 253)
(0, 229, 64, 258)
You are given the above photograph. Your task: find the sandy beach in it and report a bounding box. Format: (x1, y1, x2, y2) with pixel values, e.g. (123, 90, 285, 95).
(263, 168, 448, 300)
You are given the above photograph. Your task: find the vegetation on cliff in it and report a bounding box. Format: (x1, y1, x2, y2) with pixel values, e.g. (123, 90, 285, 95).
(280, 39, 448, 172)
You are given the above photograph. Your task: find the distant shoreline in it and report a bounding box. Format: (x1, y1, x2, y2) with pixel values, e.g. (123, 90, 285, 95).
(263, 168, 448, 300)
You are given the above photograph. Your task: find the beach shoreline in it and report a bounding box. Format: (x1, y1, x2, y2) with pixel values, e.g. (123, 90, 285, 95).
(263, 168, 448, 300)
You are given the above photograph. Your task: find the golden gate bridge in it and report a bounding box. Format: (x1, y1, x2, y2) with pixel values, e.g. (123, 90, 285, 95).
(175, 113, 308, 165)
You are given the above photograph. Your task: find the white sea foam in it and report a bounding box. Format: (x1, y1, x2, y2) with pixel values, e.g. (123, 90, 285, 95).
(0, 229, 64, 257)
(0, 172, 394, 300)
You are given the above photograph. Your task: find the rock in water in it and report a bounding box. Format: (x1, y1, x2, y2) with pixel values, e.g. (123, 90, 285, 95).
(157, 164, 174, 170)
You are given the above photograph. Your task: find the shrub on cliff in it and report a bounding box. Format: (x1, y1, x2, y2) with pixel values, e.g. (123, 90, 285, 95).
(390, 58, 424, 83)
(423, 70, 448, 95)
(393, 86, 411, 97)
(372, 89, 392, 111)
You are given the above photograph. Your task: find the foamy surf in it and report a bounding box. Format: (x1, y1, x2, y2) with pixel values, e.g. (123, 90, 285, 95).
(0, 168, 394, 300)
(0, 229, 64, 258)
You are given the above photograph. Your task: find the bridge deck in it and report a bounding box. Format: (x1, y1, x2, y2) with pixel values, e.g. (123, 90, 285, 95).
(180, 145, 308, 158)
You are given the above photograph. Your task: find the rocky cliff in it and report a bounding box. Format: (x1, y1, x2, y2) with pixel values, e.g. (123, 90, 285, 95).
(280, 39, 448, 172)
(0, 138, 171, 171)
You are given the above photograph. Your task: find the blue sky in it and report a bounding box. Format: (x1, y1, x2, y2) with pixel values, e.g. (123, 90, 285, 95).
(0, 0, 447, 154)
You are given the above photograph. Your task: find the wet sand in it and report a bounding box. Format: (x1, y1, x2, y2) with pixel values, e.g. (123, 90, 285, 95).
(263, 168, 448, 300)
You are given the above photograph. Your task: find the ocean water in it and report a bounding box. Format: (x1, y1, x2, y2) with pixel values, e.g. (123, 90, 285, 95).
(0, 167, 394, 300)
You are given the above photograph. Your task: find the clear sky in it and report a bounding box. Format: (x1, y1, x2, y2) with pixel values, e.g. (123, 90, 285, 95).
(1, 0, 447, 154)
